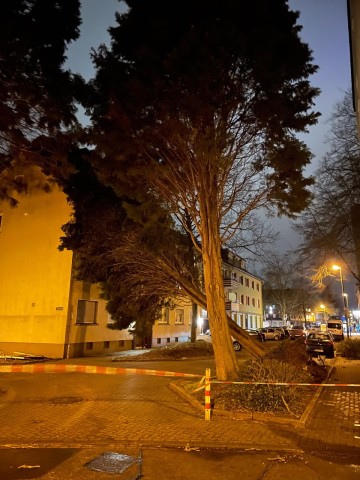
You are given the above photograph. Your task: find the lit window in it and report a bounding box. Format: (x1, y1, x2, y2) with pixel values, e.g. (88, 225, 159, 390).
(158, 308, 170, 324)
(175, 309, 184, 324)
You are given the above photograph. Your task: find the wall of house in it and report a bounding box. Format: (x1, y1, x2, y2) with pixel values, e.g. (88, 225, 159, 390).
(222, 264, 264, 331)
(0, 186, 133, 359)
(152, 299, 193, 347)
(67, 281, 133, 357)
(0, 187, 73, 358)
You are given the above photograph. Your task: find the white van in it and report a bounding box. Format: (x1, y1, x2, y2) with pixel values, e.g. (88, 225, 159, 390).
(326, 319, 344, 341)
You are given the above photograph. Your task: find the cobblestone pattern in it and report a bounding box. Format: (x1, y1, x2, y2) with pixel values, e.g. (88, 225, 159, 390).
(0, 358, 359, 454)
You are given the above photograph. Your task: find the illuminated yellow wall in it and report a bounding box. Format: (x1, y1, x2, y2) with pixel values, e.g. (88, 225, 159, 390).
(0, 186, 133, 358)
(0, 186, 73, 357)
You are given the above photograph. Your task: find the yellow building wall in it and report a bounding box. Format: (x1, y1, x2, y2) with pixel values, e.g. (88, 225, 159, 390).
(153, 299, 193, 347)
(0, 187, 73, 358)
(0, 187, 133, 358)
(67, 281, 133, 357)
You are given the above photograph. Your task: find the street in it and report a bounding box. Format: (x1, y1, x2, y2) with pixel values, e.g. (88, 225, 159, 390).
(0, 356, 359, 479)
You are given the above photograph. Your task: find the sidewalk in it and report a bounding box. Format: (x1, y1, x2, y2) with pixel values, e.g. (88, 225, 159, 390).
(0, 355, 359, 479)
(0, 356, 359, 454)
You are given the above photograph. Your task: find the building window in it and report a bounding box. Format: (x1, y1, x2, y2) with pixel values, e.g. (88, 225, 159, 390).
(252, 281, 255, 289)
(257, 299, 260, 308)
(240, 294, 244, 304)
(245, 278, 249, 287)
(158, 308, 170, 324)
(86, 342, 93, 350)
(167, 338, 170, 343)
(175, 309, 184, 324)
(76, 300, 98, 324)
(118, 340, 124, 347)
(104, 341, 110, 349)
(228, 292, 237, 301)
(157, 338, 161, 345)
(256, 283, 260, 291)
(252, 298, 255, 307)
(240, 275, 244, 285)
(246, 296, 250, 306)
(175, 337, 179, 342)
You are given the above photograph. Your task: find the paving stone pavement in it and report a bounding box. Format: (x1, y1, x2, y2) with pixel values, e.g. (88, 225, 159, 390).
(0, 356, 359, 455)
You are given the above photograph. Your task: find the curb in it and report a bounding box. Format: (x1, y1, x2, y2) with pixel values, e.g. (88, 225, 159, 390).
(169, 363, 335, 428)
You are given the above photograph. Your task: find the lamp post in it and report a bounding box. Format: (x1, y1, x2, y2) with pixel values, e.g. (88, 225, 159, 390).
(332, 265, 350, 338)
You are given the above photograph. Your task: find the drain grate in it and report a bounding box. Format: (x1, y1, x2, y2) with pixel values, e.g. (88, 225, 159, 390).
(85, 451, 141, 475)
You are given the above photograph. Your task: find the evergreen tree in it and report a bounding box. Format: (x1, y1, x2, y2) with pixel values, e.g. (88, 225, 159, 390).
(0, 0, 83, 204)
(83, 0, 319, 380)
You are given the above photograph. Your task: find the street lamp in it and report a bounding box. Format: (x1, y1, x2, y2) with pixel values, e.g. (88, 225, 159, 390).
(332, 265, 350, 337)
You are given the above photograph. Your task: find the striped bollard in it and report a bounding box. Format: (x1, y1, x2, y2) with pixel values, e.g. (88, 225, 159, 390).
(204, 368, 211, 421)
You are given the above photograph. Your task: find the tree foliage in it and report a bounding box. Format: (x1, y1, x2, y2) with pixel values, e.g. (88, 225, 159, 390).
(0, 0, 83, 204)
(82, 0, 319, 380)
(296, 90, 360, 283)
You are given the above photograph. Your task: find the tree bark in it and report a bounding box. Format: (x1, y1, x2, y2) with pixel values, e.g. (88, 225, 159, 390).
(202, 227, 240, 381)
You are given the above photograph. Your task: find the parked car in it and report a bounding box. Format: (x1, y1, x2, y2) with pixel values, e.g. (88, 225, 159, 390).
(245, 329, 265, 342)
(260, 327, 282, 341)
(305, 331, 335, 359)
(289, 326, 307, 340)
(273, 327, 286, 339)
(203, 330, 242, 351)
(326, 319, 345, 341)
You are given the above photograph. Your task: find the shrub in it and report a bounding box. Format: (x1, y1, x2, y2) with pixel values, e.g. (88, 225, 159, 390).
(336, 338, 360, 359)
(210, 341, 327, 416)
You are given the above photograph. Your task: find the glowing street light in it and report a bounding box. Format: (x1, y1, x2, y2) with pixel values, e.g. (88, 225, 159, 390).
(332, 265, 350, 337)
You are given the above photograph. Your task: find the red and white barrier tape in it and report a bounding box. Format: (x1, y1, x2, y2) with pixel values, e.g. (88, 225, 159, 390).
(0, 363, 201, 378)
(210, 380, 360, 387)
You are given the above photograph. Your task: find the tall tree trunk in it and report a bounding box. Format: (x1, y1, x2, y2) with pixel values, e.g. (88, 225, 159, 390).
(202, 231, 239, 381)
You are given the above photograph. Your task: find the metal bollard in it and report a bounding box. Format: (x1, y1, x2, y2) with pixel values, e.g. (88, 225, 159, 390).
(204, 368, 211, 420)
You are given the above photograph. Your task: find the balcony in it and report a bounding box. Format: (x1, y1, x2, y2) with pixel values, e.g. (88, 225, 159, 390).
(225, 301, 240, 312)
(223, 276, 240, 287)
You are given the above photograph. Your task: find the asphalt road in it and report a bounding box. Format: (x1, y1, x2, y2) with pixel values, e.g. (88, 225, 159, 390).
(0, 352, 359, 479)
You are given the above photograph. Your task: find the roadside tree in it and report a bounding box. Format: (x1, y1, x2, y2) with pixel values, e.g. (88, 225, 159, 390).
(83, 0, 319, 380)
(296, 90, 360, 284)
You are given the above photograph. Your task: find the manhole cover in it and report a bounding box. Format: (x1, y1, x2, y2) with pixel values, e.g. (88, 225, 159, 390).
(48, 396, 83, 405)
(85, 452, 141, 474)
